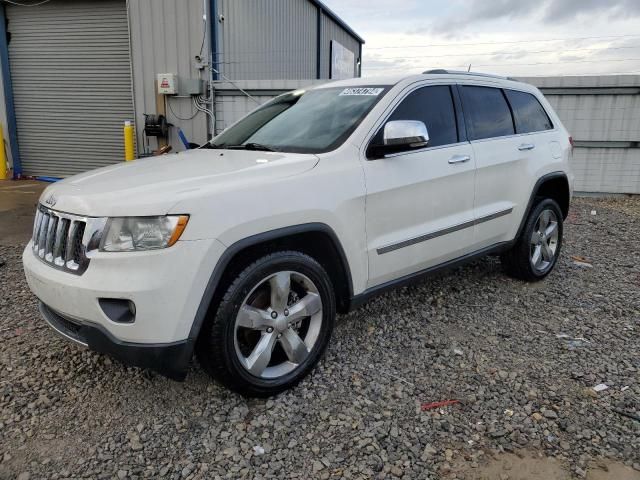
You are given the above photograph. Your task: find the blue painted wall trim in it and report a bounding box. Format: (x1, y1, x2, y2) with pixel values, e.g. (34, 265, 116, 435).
(0, 4, 21, 178)
(316, 5, 322, 79)
(210, 0, 219, 80)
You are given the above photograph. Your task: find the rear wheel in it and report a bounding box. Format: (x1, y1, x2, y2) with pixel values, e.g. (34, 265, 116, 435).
(196, 251, 335, 397)
(501, 198, 563, 281)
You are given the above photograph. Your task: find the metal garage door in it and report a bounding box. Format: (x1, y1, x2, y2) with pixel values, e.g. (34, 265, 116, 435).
(7, 0, 133, 177)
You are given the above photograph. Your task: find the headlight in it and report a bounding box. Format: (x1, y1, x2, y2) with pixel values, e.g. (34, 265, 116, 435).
(100, 215, 189, 252)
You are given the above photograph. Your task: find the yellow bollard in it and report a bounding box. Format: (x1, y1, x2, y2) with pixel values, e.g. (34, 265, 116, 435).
(124, 120, 135, 161)
(0, 124, 7, 180)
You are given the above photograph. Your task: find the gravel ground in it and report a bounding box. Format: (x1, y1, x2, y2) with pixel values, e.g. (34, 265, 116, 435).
(1, 196, 639, 480)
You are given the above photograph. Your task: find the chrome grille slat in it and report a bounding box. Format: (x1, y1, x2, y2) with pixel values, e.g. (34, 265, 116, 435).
(44, 215, 58, 261)
(52, 218, 67, 266)
(38, 213, 50, 257)
(30, 205, 104, 276)
(72, 223, 86, 265)
(59, 218, 71, 263)
(66, 220, 79, 268)
(32, 209, 42, 245)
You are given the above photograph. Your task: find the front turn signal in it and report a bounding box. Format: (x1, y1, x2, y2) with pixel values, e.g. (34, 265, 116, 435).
(168, 215, 190, 247)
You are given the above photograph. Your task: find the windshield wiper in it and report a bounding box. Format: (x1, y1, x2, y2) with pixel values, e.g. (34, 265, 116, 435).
(224, 142, 278, 152)
(201, 142, 224, 149)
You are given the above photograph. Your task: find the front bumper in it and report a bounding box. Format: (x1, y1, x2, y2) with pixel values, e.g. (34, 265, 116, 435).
(23, 237, 226, 378)
(39, 301, 191, 380)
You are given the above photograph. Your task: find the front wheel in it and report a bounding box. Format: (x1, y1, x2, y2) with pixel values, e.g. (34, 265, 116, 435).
(501, 198, 564, 281)
(196, 251, 336, 397)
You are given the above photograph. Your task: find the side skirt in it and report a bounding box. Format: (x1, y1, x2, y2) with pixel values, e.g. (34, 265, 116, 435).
(348, 241, 512, 311)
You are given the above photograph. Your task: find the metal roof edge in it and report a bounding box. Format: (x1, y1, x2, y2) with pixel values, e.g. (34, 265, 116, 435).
(310, 0, 365, 44)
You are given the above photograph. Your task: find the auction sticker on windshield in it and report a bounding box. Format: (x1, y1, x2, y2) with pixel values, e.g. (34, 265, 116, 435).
(339, 87, 384, 96)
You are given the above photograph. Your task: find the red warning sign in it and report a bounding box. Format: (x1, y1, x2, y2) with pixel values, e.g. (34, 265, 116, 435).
(157, 73, 176, 94)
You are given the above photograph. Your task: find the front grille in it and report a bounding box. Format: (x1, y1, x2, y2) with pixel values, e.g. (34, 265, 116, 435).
(32, 205, 94, 274)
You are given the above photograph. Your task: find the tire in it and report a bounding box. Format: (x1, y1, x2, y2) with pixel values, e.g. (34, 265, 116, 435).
(196, 251, 336, 397)
(501, 198, 564, 281)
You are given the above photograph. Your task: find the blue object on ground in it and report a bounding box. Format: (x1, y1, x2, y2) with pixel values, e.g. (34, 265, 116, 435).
(35, 176, 61, 183)
(178, 129, 191, 150)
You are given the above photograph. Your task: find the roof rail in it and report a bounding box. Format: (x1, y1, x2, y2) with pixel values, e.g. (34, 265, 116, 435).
(422, 69, 516, 81)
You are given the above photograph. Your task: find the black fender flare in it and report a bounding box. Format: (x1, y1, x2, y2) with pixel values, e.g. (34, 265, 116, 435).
(514, 171, 570, 241)
(184, 222, 354, 355)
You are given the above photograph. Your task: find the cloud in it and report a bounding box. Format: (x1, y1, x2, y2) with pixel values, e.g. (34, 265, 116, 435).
(324, 0, 640, 77)
(455, 0, 539, 22)
(425, 0, 640, 34)
(543, 0, 640, 22)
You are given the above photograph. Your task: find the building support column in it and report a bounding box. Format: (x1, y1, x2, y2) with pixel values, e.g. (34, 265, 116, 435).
(0, 5, 21, 178)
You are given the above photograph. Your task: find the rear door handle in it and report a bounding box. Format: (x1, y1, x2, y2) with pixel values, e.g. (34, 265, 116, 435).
(518, 143, 535, 151)
(448, 154, 471, 164)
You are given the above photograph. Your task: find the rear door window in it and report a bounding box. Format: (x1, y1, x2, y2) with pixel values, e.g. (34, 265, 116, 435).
(373, 85, 458, 148)
(504, 89, 553, 133)
(461, 86, 515, 140)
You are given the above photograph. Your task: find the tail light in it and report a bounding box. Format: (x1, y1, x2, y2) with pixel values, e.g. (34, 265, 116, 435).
(569, 136, 574, 150)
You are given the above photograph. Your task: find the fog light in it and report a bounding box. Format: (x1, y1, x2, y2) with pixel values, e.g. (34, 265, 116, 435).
(99, 298, 136, 324)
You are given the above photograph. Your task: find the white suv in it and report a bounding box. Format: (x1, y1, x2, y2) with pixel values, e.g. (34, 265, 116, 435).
(23, 71, 573, 396)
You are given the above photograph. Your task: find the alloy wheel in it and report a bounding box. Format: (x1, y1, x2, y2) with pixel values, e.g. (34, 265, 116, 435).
(530, 209, 559, 272)
(234, 271, 323, 379)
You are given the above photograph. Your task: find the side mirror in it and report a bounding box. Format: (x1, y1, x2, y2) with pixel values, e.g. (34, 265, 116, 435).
(368, 120, 429, 159)
(384, 120, 429, 147)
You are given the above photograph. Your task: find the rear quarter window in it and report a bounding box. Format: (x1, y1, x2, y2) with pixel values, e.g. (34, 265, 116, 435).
(461, 85, 515, 141)
(504, 89, 554, 133)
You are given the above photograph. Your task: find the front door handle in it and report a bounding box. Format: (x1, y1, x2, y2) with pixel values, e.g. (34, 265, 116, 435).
(518, 143, 535, 151)
(448, 154, 471, 164)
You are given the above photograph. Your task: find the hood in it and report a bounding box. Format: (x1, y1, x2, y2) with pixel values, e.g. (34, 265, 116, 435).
(39, 149, 319, 217)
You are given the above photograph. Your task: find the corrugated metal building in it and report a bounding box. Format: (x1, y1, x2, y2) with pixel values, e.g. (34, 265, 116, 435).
(0, 0, 363, 178)
(2, 0, 135, 177)
(521, 75, 640, 194)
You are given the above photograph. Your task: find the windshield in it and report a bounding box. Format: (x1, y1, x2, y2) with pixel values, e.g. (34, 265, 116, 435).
(209, 86, 390, 154)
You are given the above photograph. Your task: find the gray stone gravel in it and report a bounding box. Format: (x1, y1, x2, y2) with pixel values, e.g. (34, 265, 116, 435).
(1, 196, 639, 479)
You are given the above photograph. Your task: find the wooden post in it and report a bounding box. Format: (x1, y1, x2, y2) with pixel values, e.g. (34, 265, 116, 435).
(155, 82, 168, 148)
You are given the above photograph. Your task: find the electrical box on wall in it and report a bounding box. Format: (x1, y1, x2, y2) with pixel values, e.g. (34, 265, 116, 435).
(157, 73, 177, 95)
(157, 73, 205, 96)
(180, 78, 205, 96)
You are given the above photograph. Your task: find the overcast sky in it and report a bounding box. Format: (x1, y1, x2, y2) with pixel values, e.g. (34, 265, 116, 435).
(321, 0, 640, 78)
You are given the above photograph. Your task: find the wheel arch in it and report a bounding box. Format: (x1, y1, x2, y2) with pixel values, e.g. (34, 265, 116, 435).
(534, 173, 570, 219)
(515, 171, 570, 240)
(187, 223, 354, 348)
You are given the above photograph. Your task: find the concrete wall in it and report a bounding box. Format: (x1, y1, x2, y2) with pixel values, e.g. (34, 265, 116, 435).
(128, 0, 210, 151)
(521, 75, 640, 194)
